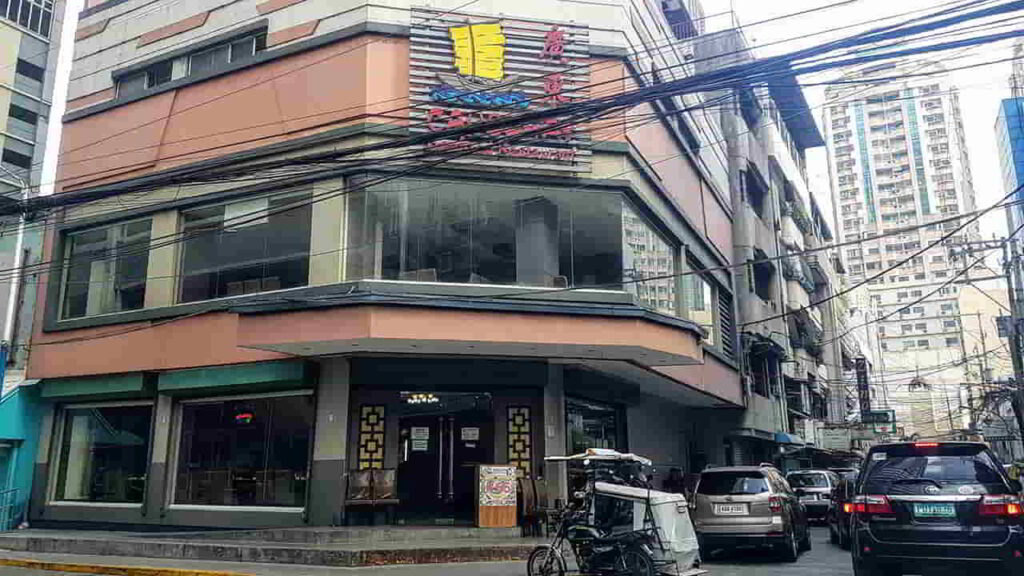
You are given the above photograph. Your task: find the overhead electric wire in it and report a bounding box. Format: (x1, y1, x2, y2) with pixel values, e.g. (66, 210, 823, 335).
(9, 0, 1024, 348)
(7, 0, 989, 198)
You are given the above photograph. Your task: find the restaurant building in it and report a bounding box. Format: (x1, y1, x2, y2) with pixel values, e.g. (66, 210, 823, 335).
(26, 0, 744, 528)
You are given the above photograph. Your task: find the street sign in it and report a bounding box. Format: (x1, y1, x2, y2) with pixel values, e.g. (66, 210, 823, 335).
(819, 428, 852, 451)
(856, 357, 871, 417)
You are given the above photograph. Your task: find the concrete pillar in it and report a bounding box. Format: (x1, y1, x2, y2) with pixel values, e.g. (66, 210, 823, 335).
(29, 406, 54, 519)
(144, 394, 174, 519)
(309, 358, 350, 526)
(516, 198, 559, 286)
(145, 211, 178, 308)
(543, 363, 567, 506)
(309, 181, 346, 286)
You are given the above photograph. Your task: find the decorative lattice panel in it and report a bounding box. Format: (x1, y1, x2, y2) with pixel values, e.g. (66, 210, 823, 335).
(507, 406, 532, 474)
(357, 405, 386, 470)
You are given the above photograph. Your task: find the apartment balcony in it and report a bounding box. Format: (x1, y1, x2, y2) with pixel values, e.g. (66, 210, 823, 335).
(805, 254, 833, 287)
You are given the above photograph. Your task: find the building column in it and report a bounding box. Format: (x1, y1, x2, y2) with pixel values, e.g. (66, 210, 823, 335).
(29, 405, 54, 520)
(144, 394, 174, 519)
(543, 363, 567, 506)
(309, 358, 350, 526)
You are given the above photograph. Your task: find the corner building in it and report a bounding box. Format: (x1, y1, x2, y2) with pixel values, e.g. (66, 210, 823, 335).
(28, 0, 745, 528)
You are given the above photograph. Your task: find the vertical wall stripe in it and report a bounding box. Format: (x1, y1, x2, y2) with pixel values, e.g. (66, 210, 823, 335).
(904, 89, 930, 215)
(853, 102, 876, 223)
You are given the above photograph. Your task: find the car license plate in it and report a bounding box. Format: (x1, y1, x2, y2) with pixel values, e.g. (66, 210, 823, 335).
(914, 503, 956, 518)
(714, 504, 748, 515)
(800, 495, 818, 502)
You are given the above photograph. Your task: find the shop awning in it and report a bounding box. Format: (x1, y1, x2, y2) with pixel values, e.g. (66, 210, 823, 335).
(775, 432, 805, 445)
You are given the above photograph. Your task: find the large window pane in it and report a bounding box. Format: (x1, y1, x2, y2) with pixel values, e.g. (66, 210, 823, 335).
(683, 270, 716, 345)
(174, 395, 313, 507)
(346, 179, 623, 289)
(62, 220, 152, 319)
(54, 405, 152, 503)
(622, 201, 677, 316)
(566, 397, 620, 455)
(178, 194, 312, 303)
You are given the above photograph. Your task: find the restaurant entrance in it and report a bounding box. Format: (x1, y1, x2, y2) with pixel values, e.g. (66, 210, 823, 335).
(397, 392, 493, 524)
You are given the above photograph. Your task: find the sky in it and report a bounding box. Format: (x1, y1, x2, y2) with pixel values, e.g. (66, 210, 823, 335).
(702, 0, 1016, 239)
(38, 0, 83, 197)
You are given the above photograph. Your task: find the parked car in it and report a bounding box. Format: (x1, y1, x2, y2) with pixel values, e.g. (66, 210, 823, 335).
(787, 469, 840, 523)
(827, 474, 857, 548)
(851, 442, 1024, 576)
(691, 465, 810, 562)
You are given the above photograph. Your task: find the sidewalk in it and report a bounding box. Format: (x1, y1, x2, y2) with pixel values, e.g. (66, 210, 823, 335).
(0, 550, 526, 576)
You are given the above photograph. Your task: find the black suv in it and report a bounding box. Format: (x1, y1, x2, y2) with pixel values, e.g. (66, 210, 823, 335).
(852, 442, 1024, 576)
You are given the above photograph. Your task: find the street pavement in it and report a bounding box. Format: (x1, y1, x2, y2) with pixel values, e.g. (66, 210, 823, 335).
(0, 527, 854, 576)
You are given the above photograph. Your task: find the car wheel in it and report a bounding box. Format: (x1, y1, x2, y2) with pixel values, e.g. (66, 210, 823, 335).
(799, 526, 812, 552)
(779, 528, 799, 563)
(829, 522, 839, 545)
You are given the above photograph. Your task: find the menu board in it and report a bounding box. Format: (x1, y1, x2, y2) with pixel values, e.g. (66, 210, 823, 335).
(478, 465, 517, 507)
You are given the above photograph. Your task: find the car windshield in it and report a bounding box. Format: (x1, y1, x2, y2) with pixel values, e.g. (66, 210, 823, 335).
(697, 471, 770, 495)
(788, 472, 828, 487)
(862, 445, 1009, 495)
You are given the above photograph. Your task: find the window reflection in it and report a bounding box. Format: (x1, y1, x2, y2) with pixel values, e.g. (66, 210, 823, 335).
(346, 179, 678, 316)
(62, 220, 152, 319)
(55, 405, 152, 503)
(174, 395, 313, 507)
(178, 194, 311, 303)
(683, 271, 716, 345)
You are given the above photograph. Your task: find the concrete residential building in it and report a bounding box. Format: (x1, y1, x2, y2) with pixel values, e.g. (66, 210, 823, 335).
(24, 0, 750, 529)
(823, 61, 980, 439)
(697, 27, 853, 467)
(0, 0, 66, 529)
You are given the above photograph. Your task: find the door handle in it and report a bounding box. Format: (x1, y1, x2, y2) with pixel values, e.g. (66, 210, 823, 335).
(437, 416, 444, 500)
(447, 416, 455, 501)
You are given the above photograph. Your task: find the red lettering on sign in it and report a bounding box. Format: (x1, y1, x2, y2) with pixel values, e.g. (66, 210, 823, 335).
(540, 26, 566, 61)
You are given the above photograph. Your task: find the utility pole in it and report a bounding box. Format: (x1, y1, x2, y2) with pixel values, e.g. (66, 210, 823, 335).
(1005, 239, 1024, 453)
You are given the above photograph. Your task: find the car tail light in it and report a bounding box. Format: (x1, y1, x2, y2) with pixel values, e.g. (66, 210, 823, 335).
(843, 502, 854, 514)
(853, 495, 893, 515)
(769, 496, 783, 513)
(914, 442, 939, 448)
(980, 495, 1023, 517)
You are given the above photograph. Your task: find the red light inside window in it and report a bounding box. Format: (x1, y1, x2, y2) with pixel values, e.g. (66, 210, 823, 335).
(914, 442, 939, 448)
(235, 412, 254, 424)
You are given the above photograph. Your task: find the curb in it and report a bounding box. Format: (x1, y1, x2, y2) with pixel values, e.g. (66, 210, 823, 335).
(0, 558, 246, 576)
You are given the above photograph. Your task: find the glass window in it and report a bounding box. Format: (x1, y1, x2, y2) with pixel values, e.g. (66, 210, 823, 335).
(62, 220, 152, 319)
(178, 194, 312, 303)
(54, 405, 152, 503)
(117, 72, 147, 98)
(622, 202, 676, 316)
(697, 471, 769, 495)
(566, 397, 620, 456)
(787, 472, 829, 487)
(229, 34, 266, 62)
(683, 270, 715, 345)
(347, 179, 621, 287)
(190, 44, 230, 75)
(174, 394, 314, 507)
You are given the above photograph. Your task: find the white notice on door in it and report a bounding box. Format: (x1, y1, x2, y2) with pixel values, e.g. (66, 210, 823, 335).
(461, 427, 480, 441)
(411, 426, 430, 440)
(411, 439, 429, 451)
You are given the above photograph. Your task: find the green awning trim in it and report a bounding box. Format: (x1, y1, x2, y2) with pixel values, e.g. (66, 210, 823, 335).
(158, 360, 309, 392)
(41, 373, 146, 399)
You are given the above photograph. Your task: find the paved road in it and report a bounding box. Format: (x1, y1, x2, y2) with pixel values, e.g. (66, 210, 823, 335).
(0, 527, 854, 576)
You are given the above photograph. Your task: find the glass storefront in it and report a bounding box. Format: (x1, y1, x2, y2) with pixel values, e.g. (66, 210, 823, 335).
(174, 394, 313, 507)
(345, 178, 678, 316)
(54, 404, 152, 503)
(566, 397, 622, 455)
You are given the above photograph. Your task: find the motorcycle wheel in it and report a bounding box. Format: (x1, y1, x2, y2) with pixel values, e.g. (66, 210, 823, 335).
(527, 546, 565, 576)
(618, 547, 656, 576)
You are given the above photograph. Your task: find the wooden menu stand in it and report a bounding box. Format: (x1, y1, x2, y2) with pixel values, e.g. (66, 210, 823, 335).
(476, 464, 517, 528)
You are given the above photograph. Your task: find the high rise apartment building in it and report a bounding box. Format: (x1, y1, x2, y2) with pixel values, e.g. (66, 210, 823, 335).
(823, 62, 979, 438)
